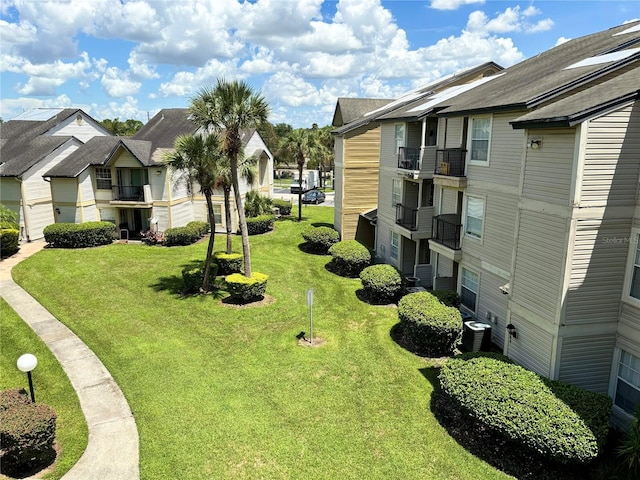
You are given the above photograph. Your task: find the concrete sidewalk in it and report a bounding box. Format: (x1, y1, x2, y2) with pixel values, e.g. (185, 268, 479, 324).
(0, 240, 139, 479)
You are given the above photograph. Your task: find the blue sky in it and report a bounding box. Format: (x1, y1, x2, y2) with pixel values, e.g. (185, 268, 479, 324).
(1, 0, 638, 127)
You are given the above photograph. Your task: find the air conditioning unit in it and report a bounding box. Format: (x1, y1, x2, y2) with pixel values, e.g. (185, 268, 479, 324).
(462, 321, 492, 352)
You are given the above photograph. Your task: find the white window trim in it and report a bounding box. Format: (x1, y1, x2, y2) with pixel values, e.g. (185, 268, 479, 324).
(622, 229, 640, 309)
(95, 167, 112, 190)
(390, 230, 399, 262)
(392, 178, 402, 207)
(463, 194, 485, 243)
(609, 347, 640, 418)
(394, 123, 406, 154)
(459, 265, 480, 313)
(467, 115, 492, 166)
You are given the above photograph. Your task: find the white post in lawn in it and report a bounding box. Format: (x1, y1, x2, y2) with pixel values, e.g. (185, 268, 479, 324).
(307, 288, 314, 345)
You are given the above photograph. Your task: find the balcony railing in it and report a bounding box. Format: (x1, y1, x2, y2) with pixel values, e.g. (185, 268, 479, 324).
(398, 147, 420, 170)
(432, 214, 462, 250)
(396, 204, 418, 230)
(435, 148, 467, 177)
(112, 185, 145, 201)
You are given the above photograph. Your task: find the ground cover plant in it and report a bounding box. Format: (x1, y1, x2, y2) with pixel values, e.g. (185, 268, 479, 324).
(11, 207, 513, 480)
(0, 298, 86, 479)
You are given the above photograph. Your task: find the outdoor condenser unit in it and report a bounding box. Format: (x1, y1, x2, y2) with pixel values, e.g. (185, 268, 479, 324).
(462, 321, 492, 352)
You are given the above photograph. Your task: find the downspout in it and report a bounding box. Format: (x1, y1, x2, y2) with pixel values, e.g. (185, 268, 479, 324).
(15, 177, 31, 242)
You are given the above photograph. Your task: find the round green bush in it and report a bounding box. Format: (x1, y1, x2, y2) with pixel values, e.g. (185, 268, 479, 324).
(163, 225, 200, 246)
(43, 221, 115, 248)
(328, 240, 371, 277)
(0, 388, 31, 412)
(0, 228, 20, 258)
(186, 221, 209, 237)
(225, 272, 268, 303)
(302, 226, 340, 254)
(397, 291, 462, 356)
(431, 289, 461, 308)
(273, 199, 292, 216)
(0, 400, 57, 474)
(181, 263, 218, 293)
(214, 251, 243, 275)
(360, 264, 403, 303)
(246, 215, 274, 235)
(438, 356, 612, 464)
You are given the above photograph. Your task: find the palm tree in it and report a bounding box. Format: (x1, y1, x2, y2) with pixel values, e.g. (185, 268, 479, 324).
(189, 79, 270, 278)
(278, 128, 325, 221)
(214, 153, 257, 254)
(164, 133, 222, 291)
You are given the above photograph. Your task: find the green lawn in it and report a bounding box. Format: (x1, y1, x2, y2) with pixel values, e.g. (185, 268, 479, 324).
(0, 298, 87, 479)
(10, 207, 510, 480)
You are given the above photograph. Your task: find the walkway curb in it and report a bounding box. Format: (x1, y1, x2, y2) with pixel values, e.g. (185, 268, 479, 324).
(1, 241, 139, 480)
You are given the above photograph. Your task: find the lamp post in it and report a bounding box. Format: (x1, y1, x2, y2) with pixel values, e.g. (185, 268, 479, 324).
(307, 288, 314, 345)
(17, 353, 37, 403)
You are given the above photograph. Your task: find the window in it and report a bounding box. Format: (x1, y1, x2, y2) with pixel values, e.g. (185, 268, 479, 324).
(425, 117, 438, 147)
(461, 268, 479, 312)
(615, 350, 640, 414)
(465, 196, 484, 239)
(213, 205, 222, 225)
(392, 178, 402, 206)
(390, 231, 399, 261)
(631, 234, 640, 300)
(394, 123, 406, 154)
(96, 168, 112, 190)
(469, 117, 491, 163)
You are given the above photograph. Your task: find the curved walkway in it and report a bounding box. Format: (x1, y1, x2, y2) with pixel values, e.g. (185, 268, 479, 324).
(0, 240, 139, 480)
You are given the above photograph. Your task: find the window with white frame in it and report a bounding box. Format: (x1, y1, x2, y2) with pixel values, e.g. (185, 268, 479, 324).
(615, 349, 640, 414)
(465, 196, 484, 239)
(469, 117, 491, 163)
(213, 204, 222, 225)
(394, 123, 406, 154)
(630, 234, 640, 300)
(461, 268, 479, 312)
(95, 168, 112, 190)
(390, 231, 399, 261)
(392, 178, 402, 206)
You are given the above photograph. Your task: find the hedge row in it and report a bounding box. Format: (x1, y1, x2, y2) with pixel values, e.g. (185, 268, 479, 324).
(438, 355, 612, 464)
(360, 264, 403, 304)
(0, 228, 19, 258)
(328, 240, 371, 277)
(397, 291, 462, 356)
(272, 199, 292, 216)
(43, 222, 115, 248)
(246, 215, 274, 235)
(164, 222, 208, 246)
(302, 226, 340, 254)
(225, 272, 268, 303)
(213, 251, 243, 276)
(0, 388, 57, 475)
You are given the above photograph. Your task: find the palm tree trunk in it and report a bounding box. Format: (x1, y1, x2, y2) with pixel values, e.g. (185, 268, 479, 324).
(203, 193, 216, 291)
(231, 153, 252, 277)
(297, 158, 304, 222)
(223, 186, 233, 253)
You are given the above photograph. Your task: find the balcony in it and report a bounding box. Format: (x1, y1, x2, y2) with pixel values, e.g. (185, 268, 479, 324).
(434, 149, 467, 188)
(111, 185, 152, 205)
(396, 204, 418, 230)
(398, 147, 420, 170)
(430, 214, 463, 261)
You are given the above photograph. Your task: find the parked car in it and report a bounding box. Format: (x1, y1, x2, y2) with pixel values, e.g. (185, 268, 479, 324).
(302, 189, 326, 204)
(290, 178, 307, 194)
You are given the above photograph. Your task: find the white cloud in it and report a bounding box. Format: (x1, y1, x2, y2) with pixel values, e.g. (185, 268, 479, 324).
(91, 96, 144, 121)
(158, 59, 241, 98)
(555, 36, 572, 46)
(466, 6, 553, 35)
(127, 52, 159, 80)
(430, 0, 485, 11)
(0, 94, 73, 121)
(101, 67, 142, 97)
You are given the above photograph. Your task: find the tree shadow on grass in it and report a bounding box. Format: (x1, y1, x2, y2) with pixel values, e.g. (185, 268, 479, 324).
(297, 242, 330, 256)
(418, 366, 603, 480)
(311, 222, 334, 228)
(355, 288, 397, 307)
(149, 259, 227, 300)
(0, 445, 56, 479)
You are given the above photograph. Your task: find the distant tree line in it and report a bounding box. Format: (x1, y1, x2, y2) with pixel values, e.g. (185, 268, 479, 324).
(100, 118, 143, 136)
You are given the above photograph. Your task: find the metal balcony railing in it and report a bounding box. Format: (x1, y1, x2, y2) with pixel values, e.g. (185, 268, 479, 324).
(434, 148, 467, 177)
(431, 214, 462, 250)
(398, 147, 420, 170)
(396, 204, 418, 230)
(112, 185, 145, 201)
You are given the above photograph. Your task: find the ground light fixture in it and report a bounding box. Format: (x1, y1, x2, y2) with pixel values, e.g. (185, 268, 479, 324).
(17, 353, 37, 402)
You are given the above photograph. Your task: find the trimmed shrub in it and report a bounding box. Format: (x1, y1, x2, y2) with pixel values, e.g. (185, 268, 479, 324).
(0, 399, 57, 473)
(43, 221, 115, 248)
(397, 291, 462, 356)
(186, 221, 209, 237)
(273, 199, 292, 216)
(0, 388, 31, 412)
(328, 240, 371, 277)
(360, 264, 403, 303)
(302, 226, 340, 254)
(163, 225, 200, 246)
(438, 356, 612, 464)
(214, 251, 243, 276)
(431, 289, 461, 308)
(225, 272, 268, 303)
(244, 191, 273, 218)
(246, 215, 274, 235)
(182, 263, 218, 293)
(0, 228, 20, 258)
